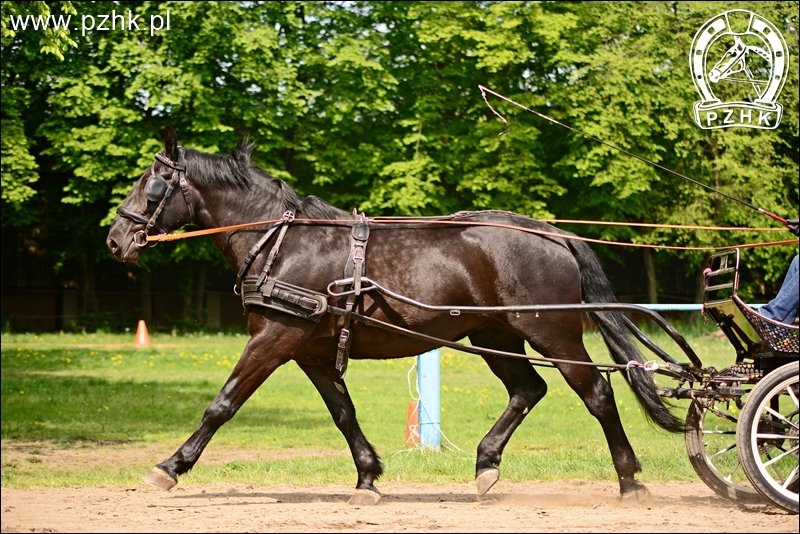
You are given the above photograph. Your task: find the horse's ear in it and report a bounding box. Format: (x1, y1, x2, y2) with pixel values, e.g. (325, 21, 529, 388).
(164, 126, 178, 160)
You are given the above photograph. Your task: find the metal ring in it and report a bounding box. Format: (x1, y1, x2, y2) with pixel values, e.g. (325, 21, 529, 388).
(133, 230, 149, 248)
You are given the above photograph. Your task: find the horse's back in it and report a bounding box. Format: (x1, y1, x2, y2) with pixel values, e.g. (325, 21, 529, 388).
(366, 211, 582, 308)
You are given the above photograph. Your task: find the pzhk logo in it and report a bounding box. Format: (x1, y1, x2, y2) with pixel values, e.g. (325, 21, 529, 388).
(690, 10, 788, 130)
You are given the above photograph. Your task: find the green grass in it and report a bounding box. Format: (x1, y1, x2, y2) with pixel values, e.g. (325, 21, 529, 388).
(1, 325, 738, 488)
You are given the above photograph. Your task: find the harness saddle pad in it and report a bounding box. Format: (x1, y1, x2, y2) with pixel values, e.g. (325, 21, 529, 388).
(241, 276, 328, 321)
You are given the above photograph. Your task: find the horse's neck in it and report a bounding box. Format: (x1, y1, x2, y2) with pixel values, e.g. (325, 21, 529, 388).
(198, 179, 288, 273)
(746, 45, 771, 64)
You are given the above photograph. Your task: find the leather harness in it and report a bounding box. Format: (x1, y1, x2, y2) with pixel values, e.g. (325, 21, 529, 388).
(239, 209, 371, 378)
(336, 212, 370, 377)
(117, 150, 195, 247)
(120, 152, 374, 378)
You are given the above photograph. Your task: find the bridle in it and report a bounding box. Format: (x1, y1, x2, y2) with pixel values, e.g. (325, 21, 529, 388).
(117, 150, 196, 247)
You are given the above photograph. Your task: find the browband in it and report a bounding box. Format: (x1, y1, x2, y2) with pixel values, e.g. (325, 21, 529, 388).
(155, 152, 186, 172)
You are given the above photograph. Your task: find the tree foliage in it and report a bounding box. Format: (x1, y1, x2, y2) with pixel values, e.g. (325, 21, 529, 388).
(2, 1, 798, 312)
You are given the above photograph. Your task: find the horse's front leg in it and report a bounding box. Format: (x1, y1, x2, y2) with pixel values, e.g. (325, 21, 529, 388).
(297, 361, 384, 505)
(143, 317, 299, 490)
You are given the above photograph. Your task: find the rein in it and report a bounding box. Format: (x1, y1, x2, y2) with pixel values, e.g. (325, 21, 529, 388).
(145, 216, 796, 251)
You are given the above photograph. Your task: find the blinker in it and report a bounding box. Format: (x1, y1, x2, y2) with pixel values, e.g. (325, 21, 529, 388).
(145, 175, 169, 202)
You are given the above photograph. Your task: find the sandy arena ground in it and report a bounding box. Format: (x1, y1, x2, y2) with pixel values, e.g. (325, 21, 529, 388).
(1, 443, 797, 533)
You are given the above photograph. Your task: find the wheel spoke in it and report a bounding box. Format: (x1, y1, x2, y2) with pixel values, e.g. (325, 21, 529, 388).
(685, 399, 760, 502)
(786, 386, 799, 409)
(755, 432, 798, 440)
(709, 442, 737, 460)
(760, 444, 799, 468)
(782, 466, 799, 491)
(764, 406, 798, 430)
(702, 429, 736, 436)
(724, 459, 745, 482)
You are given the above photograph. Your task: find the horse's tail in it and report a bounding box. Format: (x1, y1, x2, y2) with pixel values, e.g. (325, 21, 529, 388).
(566, 237, 684, 433)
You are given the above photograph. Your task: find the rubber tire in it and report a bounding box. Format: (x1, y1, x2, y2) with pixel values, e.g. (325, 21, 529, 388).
(736, 361, 799, 514)
(685, 398, 763, 503)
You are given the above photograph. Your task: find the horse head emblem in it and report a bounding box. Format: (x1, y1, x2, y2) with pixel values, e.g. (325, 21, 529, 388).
(690, 10, 788, 130)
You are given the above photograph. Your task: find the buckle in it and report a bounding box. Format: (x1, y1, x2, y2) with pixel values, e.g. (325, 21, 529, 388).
(337, 328, 350, 350)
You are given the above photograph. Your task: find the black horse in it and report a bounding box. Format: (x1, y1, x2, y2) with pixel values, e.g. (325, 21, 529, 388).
(106, 127, 682, 504)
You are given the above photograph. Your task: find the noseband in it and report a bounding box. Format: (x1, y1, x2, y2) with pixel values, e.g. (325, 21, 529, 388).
(117, 150, 196, 247)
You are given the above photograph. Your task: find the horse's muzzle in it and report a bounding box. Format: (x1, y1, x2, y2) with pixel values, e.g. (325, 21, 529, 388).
(106, 223, 141, 263)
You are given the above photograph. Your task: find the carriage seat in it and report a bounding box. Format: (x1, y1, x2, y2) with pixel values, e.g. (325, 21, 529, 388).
(733, 294, 799, 354)
(703, 248, 799, 359)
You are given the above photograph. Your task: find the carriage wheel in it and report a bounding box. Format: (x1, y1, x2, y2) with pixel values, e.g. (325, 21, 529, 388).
(685, 397, 763, 503)
(736, 361, 799, 514)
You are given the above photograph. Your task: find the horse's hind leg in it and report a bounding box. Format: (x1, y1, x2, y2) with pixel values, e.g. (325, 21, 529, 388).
(528, 324, 647, 500)
(469, 327, 548, 497)
(297, 361, 384, 505)
(557, 357, 647, 499)
(143, 319, 298, 490)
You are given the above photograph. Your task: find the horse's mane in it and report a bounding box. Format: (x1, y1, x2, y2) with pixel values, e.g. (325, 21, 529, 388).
(183, 139, 349, 220)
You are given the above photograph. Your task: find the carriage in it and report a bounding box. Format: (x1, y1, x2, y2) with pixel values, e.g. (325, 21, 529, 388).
(106, 128, 798, 513)
(661, 248, 798, 513)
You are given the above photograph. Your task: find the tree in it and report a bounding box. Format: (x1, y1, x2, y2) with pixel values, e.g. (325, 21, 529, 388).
(1, 1, 76, 224)
(539, 1, 798, 300)
(2, 1, 797, 332)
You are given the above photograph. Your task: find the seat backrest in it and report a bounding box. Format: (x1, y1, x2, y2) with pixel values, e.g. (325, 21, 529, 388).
(703, 248, 799, 357)
(703, 249, 740, 308)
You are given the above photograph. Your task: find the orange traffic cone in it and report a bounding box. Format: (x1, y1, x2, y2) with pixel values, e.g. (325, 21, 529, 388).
(135, 320, 151, 347)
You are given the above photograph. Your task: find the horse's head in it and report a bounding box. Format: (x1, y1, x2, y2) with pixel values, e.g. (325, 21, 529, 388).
(709, 36, 747, 84)
(106, 127, 197, 263)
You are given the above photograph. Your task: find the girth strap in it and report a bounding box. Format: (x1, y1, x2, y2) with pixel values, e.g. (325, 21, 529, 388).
(336, 212, 370, 378)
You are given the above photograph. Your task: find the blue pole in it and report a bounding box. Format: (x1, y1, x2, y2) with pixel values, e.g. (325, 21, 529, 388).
(417, 349, 441, 450)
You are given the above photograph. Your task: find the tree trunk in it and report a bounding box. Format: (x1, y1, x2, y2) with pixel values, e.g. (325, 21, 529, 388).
(140, 270, 152, 324)
(195, 263, 207, 325)
(644, 248, 657, 304)
(81, 249, 98, 315)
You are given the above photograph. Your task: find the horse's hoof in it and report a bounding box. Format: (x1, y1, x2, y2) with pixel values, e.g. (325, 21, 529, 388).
(142, 467, 177, 491)
(348, 488, 381, 506)
(476, 468, 500, 496)
(619, 481, 652, 504)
